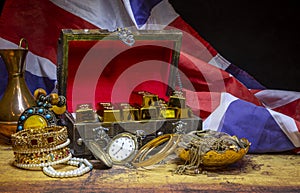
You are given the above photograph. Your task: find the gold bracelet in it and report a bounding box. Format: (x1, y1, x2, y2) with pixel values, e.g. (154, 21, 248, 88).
(14, 146, 71, 169)
(131, 134, 181, 168)
(11, 126, 68, 153)
(133, 134, 171, 165)
(132, 134, 180, 167)
(139, 136, 171, 162)
(140, 134, 181, 164)
(131, 134, 171, 167)
(13, 138, 70, 154)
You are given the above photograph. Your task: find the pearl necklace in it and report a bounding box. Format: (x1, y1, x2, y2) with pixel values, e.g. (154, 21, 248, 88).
(43, 157, 93, 178)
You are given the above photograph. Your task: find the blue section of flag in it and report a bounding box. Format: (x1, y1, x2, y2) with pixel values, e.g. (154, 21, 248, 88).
(226, 64, 266, 90)
(25, 71, 56, 95)
(0, 59, 8, 99)
(218, 99, 295, 153)
(0, 59, 55, 99)
(129, 0, 162, 26)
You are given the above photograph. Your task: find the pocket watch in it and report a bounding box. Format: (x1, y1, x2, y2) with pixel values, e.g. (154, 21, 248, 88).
(107, 132, 138, 165)
(88, 140, 113, 168)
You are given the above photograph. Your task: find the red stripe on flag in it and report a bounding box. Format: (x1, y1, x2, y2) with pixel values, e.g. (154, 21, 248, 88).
(0, 0, 97, 64)
(273, 99, 300, 122)
(223, 75, 262, 106)
(185, 90, 222, 119)
(178, 51, 262, 110)
(295, 120, 300, 133)
(167, 16, 218, 58)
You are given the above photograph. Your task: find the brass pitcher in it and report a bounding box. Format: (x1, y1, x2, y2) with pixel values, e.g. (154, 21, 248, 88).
(0, 38, 36, 139)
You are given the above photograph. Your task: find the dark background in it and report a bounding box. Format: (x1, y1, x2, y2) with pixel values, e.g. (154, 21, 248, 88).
(1, 1, 299, 91)
(169, 0, 300, 91)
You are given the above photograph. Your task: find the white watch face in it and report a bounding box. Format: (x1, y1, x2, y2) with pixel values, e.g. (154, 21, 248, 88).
(108, 133, 137, 164)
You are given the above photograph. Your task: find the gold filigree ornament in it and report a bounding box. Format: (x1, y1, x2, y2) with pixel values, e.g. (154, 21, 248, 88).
(174, 130, 250, 175)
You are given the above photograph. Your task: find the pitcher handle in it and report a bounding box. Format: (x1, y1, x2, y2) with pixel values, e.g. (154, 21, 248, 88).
(18, 38, 28, 50)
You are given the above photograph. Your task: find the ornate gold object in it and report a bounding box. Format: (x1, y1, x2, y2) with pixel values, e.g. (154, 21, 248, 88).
(14, 146, 71, 165)
(75, 103, 97, 123)
(17, 106, 57, 131)
(34, 88, 67, 115)
(176, 141, 250, 167)
(175, 130, 251, 174)
(202, 146, 249, 167)
(159, 107, 176, 119)
(11, 125, 72, 170)
(95, 91, 193, 123)
(130, 91, 159, 120)
(0, 39, 36, 138)
(140, 106, 158, 120)
(167, 91, 191, 119)
(11, 126, 68, 153)
(23, 114, 48, 129)
(119, 103, 140, 121)
(96, 103, 122, 122)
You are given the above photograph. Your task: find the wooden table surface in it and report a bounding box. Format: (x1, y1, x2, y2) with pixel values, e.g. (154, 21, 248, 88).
(1, 136, 300, 193)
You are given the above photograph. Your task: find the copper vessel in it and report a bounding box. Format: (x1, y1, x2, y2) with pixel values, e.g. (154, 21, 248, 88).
(0, 39, 36, 138)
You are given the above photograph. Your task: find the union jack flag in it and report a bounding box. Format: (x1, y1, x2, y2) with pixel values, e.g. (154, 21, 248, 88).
(1, 0, 299, 153)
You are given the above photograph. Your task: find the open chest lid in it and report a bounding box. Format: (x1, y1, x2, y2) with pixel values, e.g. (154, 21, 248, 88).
(57, 29, 183, 113)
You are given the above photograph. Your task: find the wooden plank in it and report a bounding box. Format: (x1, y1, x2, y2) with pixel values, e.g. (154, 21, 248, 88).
(1, 137, 300, 192)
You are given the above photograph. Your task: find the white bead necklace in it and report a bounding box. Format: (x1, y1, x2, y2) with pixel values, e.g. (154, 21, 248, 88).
(43, 157, 93, 178)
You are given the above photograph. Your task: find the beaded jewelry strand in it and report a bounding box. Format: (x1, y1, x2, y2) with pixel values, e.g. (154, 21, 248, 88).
(43, 157, 93, 178)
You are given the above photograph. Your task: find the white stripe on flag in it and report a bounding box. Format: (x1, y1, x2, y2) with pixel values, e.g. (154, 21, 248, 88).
(203, 92, 238, 131)
(123, 0, 178, 30)
(0, 37, 19, 49)
(208, 53, 231, 70)
(50, 0, 134, 31)
(255, 89, 300, 109)
(267, 108, 300, 147)
(0, 38, 56, 80)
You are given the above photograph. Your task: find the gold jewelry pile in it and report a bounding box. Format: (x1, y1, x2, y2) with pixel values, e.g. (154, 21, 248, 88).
(174, 130, 251, 175)
(11, 126, 72, 169)
(11, 126, 93, 177)
(126, 130, 250, 175)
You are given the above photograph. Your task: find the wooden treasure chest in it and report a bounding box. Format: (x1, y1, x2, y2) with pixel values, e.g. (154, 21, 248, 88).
(57, 28, 202, 157)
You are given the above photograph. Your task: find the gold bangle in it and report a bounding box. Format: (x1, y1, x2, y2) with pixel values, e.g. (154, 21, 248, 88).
(13, 146, 71, 169)
(133, 134, 171, 164)
(131, 134, 181, 168)
(13, 138, 70, 154)
(11, 126, 68, 153)
(139, 136, 171, 162)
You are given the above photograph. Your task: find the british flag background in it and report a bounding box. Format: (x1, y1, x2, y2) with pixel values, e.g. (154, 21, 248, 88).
(0, 0, 300, 153)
